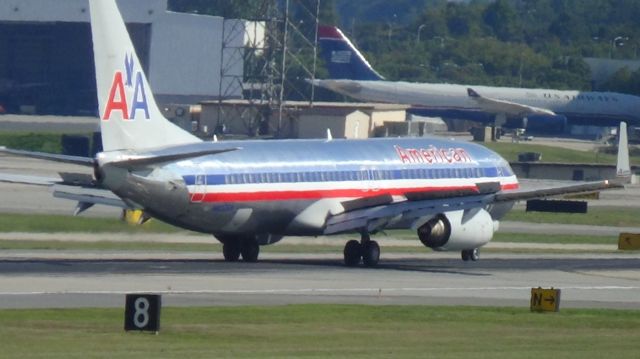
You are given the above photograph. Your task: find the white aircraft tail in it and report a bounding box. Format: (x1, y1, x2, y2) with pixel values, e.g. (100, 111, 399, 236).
(616, 122, 631, 178)
(89, 0, 200, 152)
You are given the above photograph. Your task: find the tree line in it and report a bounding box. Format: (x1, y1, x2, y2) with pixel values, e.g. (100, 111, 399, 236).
(169, 0, 640, 95)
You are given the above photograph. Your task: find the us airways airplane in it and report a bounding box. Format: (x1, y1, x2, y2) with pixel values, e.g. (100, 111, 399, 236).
(0, 0, 629, 267)
(313, 26, 640, 132)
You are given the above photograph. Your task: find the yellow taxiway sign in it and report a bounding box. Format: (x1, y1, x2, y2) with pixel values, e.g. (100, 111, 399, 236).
(530, 287, 561, 312)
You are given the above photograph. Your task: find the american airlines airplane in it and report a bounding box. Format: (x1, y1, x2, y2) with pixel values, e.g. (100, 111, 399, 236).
(0, 0, 629, 267)
(313, 26, 640, 132)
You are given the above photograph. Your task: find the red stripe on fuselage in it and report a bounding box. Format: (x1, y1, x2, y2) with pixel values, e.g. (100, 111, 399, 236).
(190, 183, 519, 203)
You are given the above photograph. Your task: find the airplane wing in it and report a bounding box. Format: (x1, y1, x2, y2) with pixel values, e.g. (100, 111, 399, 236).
(324, 178, 622, 235)
(325, 193, 494, 235)
(467, 88, 556, 117)
(493, 178, 619, 202)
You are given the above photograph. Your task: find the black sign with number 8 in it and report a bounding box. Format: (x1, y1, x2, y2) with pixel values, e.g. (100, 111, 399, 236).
(124, 294, 161, 332)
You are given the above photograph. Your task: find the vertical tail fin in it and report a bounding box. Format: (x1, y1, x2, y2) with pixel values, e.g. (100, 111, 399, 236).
(89, 0, 200, 152)
(317, 26, 384, 81)
(616, 122, 631, 178)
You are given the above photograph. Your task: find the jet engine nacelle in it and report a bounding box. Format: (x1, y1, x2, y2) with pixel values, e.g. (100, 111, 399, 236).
(417, 209, 496, 251)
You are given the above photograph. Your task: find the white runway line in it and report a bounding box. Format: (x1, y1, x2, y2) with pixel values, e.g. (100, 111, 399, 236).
(2, 285, 639, 296)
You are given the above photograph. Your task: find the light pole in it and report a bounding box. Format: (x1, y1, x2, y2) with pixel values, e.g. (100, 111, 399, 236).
(416, 24, 426, 45)
(387, 14, 397, 44)
(610, 36, 629, 58)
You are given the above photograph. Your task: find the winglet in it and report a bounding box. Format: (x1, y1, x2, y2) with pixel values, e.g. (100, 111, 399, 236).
(616, 122, 631, 179)
(326, 128, 333, 141)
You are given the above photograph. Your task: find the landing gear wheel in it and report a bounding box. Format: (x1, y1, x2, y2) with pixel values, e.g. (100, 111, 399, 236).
(461, 250, 470, 261)
(362, 240, 380, 267)
(470, 248, 479, 261)
(461, 248, 480, 262)
(241, 240, 260, 262)
(223, 243, 241, 262)
(343, 239, 362, 267)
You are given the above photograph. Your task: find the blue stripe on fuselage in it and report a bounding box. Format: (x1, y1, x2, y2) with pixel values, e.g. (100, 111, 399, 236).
(182, 166, 511, 186)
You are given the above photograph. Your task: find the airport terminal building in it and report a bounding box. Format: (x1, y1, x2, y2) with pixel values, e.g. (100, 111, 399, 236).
(0, 0, 244, 115)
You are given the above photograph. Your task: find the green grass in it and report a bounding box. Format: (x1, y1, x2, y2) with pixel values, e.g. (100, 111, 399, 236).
(504, 207, 640, 227)
(0, 132, 65, 153)
(0, 213, 184, 233)
(483, 142, 628, 164)
(493, 232, 617, 245)
(0, 305, 638, 358)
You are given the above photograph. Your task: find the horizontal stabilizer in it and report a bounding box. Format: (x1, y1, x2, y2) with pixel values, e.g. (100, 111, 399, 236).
(53, 183, 127, 209)
(107, 148, 240, 168)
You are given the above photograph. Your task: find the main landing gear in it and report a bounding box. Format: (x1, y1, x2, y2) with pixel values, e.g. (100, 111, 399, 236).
(343, 233, 380, 267)
(222, 238, 260, 263)
(461, 248, 479, 262)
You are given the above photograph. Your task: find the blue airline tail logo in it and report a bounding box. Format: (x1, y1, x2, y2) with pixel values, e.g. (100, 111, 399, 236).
(103, 53, 150, 121)
(317, 25, 384, 81)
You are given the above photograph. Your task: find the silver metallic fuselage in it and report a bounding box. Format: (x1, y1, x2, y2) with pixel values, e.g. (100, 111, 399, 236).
(98, 137, 517, 240)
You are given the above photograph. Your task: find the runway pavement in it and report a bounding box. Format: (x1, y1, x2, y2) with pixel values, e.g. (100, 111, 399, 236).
(0, 251, 638, 310)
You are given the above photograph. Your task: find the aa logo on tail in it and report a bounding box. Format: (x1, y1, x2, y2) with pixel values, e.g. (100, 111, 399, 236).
(103, 53, 150, 121)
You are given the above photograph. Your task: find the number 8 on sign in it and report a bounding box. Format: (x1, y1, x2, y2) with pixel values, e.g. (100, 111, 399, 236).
(125, 294, 161, 332)
(134, 297, 150, 328)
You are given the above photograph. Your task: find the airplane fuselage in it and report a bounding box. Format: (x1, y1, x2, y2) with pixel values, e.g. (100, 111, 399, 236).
(99, 137, 518, 240)
(316, 80, 640, 127)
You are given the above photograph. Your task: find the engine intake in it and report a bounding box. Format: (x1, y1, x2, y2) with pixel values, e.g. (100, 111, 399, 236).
(417, 209, 496, 251)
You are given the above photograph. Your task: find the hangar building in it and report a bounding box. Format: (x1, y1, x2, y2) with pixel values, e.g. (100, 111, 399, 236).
(0, 0, 244, 115)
